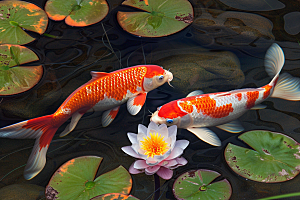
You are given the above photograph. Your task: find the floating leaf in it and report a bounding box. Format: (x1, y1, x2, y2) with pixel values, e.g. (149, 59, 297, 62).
(224, 130, 300, 183)
(117, 0, 194, 37)
(45, 156, 132, 200)
(91, 193, 139, 200)
(0, 1, 48, 45)
(0, 44, 43, 96)
(173, 169, 232, 200)
(45, 0, 109, 27)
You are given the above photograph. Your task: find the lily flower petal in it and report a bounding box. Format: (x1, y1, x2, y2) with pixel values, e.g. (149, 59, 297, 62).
(147, 121, 159, 136)
(127, 132, 138, 144)
(145, 165, 160, 175)
(138, 124, 148, 135)
(129, 162, 144, 174)
(121, 146, 141, 159)
(174, 140, 189, 150)
(158, 124, 168, 139)
(168, 125, 177, 138)
(169, 157, 188, 170)
(156, 167, 173, 180)
(134, 160, 149, 169)
(165, 147, 183, 161)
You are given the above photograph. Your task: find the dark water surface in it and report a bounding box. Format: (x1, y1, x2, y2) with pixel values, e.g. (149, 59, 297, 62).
(1, 0, 300, 199)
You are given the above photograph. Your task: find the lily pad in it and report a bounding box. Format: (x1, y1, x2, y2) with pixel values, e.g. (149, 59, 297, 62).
(0, 44, 43, 96)
(117, 0, 194, 37)
(173, 169, 232, 200)
(45, 0, 109, 27)
(45, 156, 132, 200)
(224, 130, 300, 183)
(91, 193, 139, 200)
(0, 1, 48, 45)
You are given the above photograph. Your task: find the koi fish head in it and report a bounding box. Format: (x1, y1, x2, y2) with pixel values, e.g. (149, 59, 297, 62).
(150, 101, 193, 128)
(143, 65, 173, 92)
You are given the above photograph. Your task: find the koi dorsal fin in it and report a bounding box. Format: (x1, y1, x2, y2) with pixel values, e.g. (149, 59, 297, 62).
(90, 71, 110, 79)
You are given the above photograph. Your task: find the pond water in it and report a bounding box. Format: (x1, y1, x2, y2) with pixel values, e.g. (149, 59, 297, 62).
(1, 0, 300, 199)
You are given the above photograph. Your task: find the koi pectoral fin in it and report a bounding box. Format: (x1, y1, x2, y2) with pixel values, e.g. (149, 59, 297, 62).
(127, 92, 147, 115)
(250, 104, 267, 110)
(216, 120, 244, 133)
(187, 127, 221, 146)
(102, 106, 120, 127)
(59, 111, 84, 137)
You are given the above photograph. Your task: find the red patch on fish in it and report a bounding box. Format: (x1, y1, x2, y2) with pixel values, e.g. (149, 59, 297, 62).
(158, 101, 188, 118)
(236, 93, 242, 101)
(262, 84, 272, 99)
(108, 107, 120, 119)
(133, 93, 147, 106)
(246, 91, 259, 109)
(179, 96, 234, 118)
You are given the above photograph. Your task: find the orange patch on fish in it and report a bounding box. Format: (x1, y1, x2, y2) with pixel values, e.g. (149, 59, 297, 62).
(236, 93, 242, 101)
(246, 91, 259, 109)
(158, 101, 188, 118)
(59, 159, 75, 176)
(133, 93, 147, 106)
(108, 107, 119, 119)
(179, 96, 234, 118)
(262, 84, 272, 99)
(65, 16, 87, 27)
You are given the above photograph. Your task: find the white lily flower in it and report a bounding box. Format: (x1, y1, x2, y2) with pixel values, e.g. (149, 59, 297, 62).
(121, 121, 189, 180)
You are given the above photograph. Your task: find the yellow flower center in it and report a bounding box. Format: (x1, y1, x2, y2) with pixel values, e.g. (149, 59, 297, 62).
(140, 132, 169, 158)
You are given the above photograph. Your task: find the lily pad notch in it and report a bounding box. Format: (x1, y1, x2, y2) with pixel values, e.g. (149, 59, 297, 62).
(0, 1, 48, 45)
(0, 44, 43, 96)
(225, 130, 300, 183)
(45, 0, 109, 27)
(45, 156, 133, 200)
(173, 169, 232, 200)
(117, 0, 194, 37)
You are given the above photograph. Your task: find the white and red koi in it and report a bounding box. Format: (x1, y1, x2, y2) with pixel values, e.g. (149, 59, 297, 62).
(151, 44, 300, 146)
(0, 65, 173, 180)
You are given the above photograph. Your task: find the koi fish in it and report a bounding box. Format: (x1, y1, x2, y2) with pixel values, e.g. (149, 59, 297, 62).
(151, 44, 300, 146)
(0, 65, 173, 180)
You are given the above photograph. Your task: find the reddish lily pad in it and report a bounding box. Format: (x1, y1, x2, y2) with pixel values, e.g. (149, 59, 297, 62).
(45, 156, 132, 200)
(0, 44, 43, 96)
(45, 0, 109, 27)
(173, 169, 232, 200)
(91, 193, 139, 200)
(117, 0, 194, 37)
(0, 1, 48, 45)
(225, 130, 300, 183)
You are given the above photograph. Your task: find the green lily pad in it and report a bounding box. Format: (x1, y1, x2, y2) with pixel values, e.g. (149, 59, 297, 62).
(0, 1, 48, 45)
(117, 0, 194, 37)
(90, 193, 139, 200)
(0, 44, 43, 96)
(173, 169, 232, 200)
(45, 0, 109, 27)
(45, 156, 132, 200)
(224, 130, 300, 183)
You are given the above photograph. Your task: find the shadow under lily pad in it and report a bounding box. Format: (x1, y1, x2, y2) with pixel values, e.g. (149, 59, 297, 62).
(0, 44, 43, 96)
(0, 1, 48, 45)
(45, 0, 109, 27)
(225, 130, 300, 183)
(45, 156, 132, 200)
(117, 0, 193, 37)
(173, 169, 232, 200)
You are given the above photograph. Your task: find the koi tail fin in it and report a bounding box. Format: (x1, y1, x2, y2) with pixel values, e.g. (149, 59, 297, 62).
(271, 73, 300, 100)
(264, 43, 285, 87)
(0, 115, 58, 180)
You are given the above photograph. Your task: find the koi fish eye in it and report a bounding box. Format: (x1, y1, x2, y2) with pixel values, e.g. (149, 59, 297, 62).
(158, 75, 164, 80)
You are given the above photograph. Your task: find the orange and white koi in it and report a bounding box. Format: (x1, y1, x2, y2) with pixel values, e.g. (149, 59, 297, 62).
(151, 44, 300, 146)
(0, 65, 173, 180)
